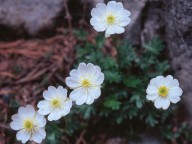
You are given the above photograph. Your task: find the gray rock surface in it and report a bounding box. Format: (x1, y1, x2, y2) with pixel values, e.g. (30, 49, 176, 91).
(162, 0, 192, 124)
(123, 0, 164, 45)
(123, 0, 148, 45)
(0, 0, 64, 36)
(105, 137, 127, 144)
(129, 133, 165, 144)
(104, 134, 165, 144)
(123, 0, 192, 125)
(140, 1, 164, 44)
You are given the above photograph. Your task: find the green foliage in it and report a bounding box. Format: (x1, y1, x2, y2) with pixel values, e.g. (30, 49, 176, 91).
(9, 99, 20, 108)
(72, 29, 88, 40)
(45, 30, 192, 143)
(45, 122, 63, 144)
(143, 38, 164, 55)
(104, 95, 122, 110)
(160, 122, 192, 142)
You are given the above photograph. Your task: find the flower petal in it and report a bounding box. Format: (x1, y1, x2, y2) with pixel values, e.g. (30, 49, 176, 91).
(107, 1, 117, 11)
(43, 86, 56, 100)
(91, 3, 107, 19)
(163, 75, 173, 87)
(18, 105, 35, 118)
(154, 97, 163, 109)
(118, 9, 131, 18)
(35, 112, 46, 127)
(146, 86, 158, 95)
(154, 97, 170, 110)
(48, 86, 57, 94)
(93, 73, 104, 85)
(57, 86, 67, 99)
(62, 99, 72, 110)
(113, 2, 124, 12)
(86, 96, 95, 105)
(61, 108, 70, 116)
(90, 87, 101, 99)
(90, 18, 107, 32)
(146, 94, 158, 101)
(77, 62, 87, 74)
(75, 90, 88, 105)
(66, 77, 81, 89)
(169, 79, 179, 87)
(118, 18, 131, 27)
(86, 63, 97, 77)
(169, 87, 183, 97)
(168, 94, 181, 104)
(105, 26, 116, 35)
(37, 100, 51, 115)
(162, 99, 170, 110)
(114, 25, 125, 34)
(69, 87, 85, 101)
(149, 76, 164, 87)
(31, 128, 46, 143)
(48, 109, 62, 121)
(10, 120, 23, 130)
(16, 129, 30, 144)
(105, 32, 111, 38)
(69, 69, 81, 79)
(11, 114, 20, 121)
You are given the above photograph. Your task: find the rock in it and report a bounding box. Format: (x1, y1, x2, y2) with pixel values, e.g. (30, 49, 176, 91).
(0, 0, 64, 37)
(105, 137, 127, 144)
(140, 1, 164, 44)
(129, 133, 165, 144)
(123, 0, 148, 46)
(162, 0, 192, 124)
(104, 134, 165, 144)
(123, 0, 164, 46)
(82, 0, 104, 5)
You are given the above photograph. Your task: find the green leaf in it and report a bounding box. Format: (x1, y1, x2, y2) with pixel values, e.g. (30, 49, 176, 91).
(155, 60, 170, 73)
(145, 114, 158, 127)
(123, 76, 142, 88)
(118, 42, 136, 67)
(95, 34, 105, 48)
(78, 105, 95, 120)
(130, 94, 145, 109)
(73, 29, 88, 40)
(104, 70, 122, 83)
(143, 38, 164, 55)
(104, 96, 122, 110)
(9, 99, 20, 108)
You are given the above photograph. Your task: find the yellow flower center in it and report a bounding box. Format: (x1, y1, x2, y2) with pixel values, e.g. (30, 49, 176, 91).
(82, 79, 91, 88)
(51, 98, 61, 108)
(158, 86, 169, 97)
(106, 15, 115, 25)
(24, 119, 34, 131)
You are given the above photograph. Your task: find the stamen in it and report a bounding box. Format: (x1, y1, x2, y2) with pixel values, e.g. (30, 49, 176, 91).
(158, 86, 169, 97)
(24, 119, 34, 131)
(82, 79, 91, 88)
(51, 99, 61, 108)
(107, 15, 115, 25)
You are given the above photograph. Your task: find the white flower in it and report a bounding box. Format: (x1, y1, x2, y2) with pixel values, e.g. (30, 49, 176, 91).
(37, 86, 72, 121)
(90, 1, 131, 38)
(10, 105, 46, 144)
(66, 63, 104, 105)
(146, 75, 183, 110)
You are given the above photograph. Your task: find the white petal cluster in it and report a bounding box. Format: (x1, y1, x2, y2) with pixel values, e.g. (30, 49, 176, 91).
(10, 105, 46, 144)
(90, 1, 131, 38)
(66, 63, 104, 105)
(37, 86, 72, 121)
(10, 62, 105, 143)
(146, 75, 183, 110)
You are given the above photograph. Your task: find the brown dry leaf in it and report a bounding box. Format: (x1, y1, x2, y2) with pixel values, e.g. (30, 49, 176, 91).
(0, 32, 77, 144)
